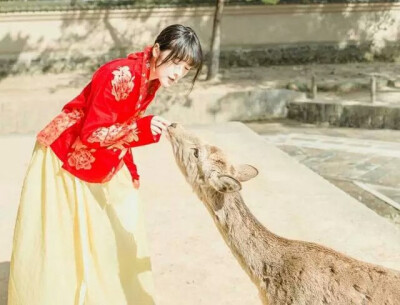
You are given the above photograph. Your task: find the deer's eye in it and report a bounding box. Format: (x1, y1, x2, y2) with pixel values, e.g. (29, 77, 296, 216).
(192, 148, 199, 158)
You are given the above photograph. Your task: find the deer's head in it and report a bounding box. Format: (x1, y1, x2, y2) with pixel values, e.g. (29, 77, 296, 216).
(167, 123, 258, 194)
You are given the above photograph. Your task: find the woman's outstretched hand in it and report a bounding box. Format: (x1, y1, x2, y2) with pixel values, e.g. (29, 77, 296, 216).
(151, 115, 171, 137)
(133, 179, 140, 190)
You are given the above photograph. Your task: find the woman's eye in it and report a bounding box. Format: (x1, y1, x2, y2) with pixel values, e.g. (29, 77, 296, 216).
(185, 66, 191, 71)
(192, 148, 199, 158)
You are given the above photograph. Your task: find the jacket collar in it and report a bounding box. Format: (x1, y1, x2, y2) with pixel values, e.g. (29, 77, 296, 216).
(141, 45, 161, 94)
(127, 46, 161, 111)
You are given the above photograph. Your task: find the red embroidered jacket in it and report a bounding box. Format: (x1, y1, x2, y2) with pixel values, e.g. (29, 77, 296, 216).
(37, 46, 161, 183)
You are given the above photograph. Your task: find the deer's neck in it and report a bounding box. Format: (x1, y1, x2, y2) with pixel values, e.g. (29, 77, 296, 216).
(200, 188, 283, 286)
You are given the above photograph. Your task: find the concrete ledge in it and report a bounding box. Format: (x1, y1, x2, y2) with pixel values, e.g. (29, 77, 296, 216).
(288, 100, 400, 129)
(2, 83, 400, 134)
(0, 86, 303, 134)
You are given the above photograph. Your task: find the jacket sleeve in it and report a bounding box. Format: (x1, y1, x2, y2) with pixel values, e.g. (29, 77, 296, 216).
(123, 148, 140, 181)
(71, 64, 161, 151)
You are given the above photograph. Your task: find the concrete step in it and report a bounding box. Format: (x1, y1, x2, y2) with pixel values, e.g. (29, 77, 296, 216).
(288, 99, 400, 129)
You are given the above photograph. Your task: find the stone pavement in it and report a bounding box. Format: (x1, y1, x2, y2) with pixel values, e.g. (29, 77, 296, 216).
(1, 123, 400, 305)
(247, 119, 400, 228)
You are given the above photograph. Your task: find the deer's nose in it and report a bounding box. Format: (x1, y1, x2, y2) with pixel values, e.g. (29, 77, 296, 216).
(170, 122, 178, 128)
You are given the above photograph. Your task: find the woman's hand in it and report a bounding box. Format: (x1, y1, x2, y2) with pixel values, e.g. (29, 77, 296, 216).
(151, 116, 171, 136)
(133, 179, 140, 190)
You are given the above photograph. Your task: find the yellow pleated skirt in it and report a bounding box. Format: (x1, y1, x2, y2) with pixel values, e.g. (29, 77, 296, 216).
(8, 142, 155, 305)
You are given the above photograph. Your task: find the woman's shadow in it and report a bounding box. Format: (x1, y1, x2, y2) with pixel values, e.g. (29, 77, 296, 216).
(0, 261, 10, 305)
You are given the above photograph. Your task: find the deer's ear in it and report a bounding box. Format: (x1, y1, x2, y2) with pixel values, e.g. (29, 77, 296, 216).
(235, 164, 258, 182)
(209, 174, 242, 193)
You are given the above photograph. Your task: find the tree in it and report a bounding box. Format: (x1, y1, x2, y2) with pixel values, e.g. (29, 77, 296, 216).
(206, 0, 224, 81)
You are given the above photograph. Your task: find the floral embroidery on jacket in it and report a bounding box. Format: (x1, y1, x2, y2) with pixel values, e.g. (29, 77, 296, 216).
(87, 121, 139, 147)
(37, 109, 84, 146)
(67, 137, 96, 170)
(87, 121, 140, 159)
(111, 66, 135, 101)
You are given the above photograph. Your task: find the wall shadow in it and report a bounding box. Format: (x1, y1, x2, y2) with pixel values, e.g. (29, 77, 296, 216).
(0, 32, 29, 82)
(39, 5, 209, 92)
(0, 2, 397, 83)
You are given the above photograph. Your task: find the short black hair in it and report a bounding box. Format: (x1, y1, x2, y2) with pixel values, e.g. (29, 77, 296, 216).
(154, 24, 203, 89)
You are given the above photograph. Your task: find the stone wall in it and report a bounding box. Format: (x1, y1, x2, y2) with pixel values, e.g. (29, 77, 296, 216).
(0, 3, 400, 75)
(288, 101, 400, 129)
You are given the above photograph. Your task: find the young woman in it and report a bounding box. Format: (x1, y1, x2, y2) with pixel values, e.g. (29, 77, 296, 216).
(8, 24, 203, 305)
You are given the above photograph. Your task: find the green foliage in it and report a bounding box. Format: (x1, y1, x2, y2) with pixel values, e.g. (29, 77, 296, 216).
(261, 0, 280, 4)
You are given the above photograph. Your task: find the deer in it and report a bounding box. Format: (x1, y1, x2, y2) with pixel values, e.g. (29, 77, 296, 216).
(165, 122, 400, 305)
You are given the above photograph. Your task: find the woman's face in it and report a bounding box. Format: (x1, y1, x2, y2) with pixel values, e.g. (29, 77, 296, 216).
(152, 49, 192, 88)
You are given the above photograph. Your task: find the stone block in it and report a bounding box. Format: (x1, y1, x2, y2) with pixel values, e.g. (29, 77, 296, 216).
(209, 89, 306, 122)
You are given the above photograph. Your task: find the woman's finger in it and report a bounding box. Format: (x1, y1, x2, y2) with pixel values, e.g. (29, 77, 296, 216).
(151, 126, 162, 134)
(153, 116, 171, 126)
(151, 125, 162, 135)
(152, 120, 168, 131)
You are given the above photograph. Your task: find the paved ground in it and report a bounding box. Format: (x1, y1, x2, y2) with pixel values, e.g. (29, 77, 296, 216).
(0, 123, 400, 305)
(1, 123, 400, 305)
(247, 119, 400, 228)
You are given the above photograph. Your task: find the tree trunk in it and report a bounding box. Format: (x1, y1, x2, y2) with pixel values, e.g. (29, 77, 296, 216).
(207, 0, 224, 81)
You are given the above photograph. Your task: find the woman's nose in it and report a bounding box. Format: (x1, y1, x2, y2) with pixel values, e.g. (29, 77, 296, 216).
(175, 65, 183, 77)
